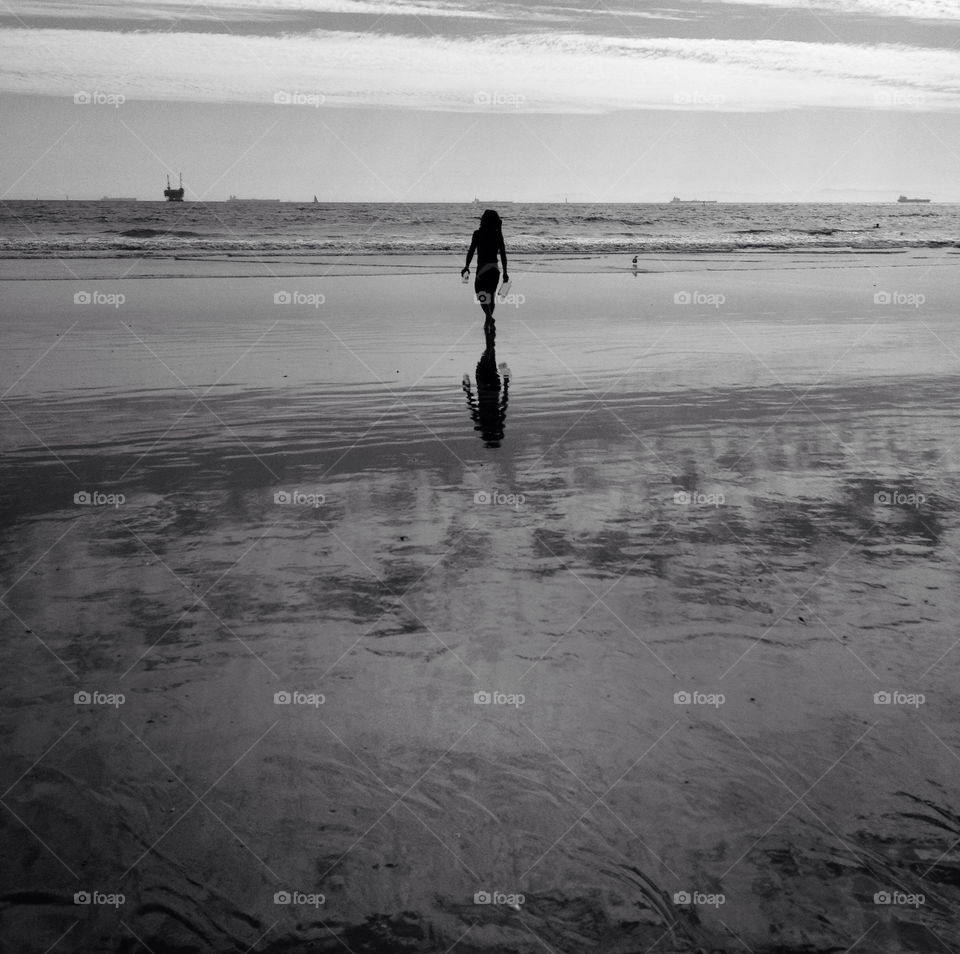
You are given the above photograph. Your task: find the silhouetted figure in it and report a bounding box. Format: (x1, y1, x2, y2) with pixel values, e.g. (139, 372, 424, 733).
(462, 324, 510, 447)
(462, 209, 509, 329)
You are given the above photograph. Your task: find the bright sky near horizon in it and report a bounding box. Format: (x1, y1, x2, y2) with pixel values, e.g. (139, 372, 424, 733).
(2, 0, 959, 200)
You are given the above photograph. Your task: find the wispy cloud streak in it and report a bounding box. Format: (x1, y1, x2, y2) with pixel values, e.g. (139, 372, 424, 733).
(2, 27, 958, 112)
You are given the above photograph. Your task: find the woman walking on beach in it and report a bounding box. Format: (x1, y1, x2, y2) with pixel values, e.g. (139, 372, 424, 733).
(462, 209, 508, 328)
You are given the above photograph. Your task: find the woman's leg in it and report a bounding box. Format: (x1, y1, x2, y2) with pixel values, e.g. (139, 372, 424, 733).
(475, 265, 499, 320)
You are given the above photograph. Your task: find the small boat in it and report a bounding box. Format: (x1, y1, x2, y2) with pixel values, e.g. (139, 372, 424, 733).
(313, 195, 319, 203)
(164, 173, 185, 202)
(897, 195, 931, 203)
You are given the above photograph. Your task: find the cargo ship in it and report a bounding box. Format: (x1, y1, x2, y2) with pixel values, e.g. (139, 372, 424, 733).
(897, 195, 930, 203)
(669, 196, 717, 204)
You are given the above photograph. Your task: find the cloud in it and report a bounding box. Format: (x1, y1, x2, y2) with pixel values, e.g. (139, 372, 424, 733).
(705, 0, 960, 19)
(2, 0, 548, 22)
(2, 27, 958, 112)
(9, 0, 960, 27)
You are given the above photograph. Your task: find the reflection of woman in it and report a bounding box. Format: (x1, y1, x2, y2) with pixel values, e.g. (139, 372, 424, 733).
(462, 209, 509, 327)
(462, 324, 510, 447)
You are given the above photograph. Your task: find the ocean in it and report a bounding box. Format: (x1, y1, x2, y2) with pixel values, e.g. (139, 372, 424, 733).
(1, 199, 957, 258)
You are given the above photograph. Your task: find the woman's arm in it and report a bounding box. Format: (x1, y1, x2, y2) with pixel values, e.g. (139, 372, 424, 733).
(463, 232, 478, 274)
(499, 234, 508, 280)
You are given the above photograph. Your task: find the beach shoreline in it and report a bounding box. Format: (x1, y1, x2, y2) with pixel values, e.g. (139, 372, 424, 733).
(1, 245, 957, 281)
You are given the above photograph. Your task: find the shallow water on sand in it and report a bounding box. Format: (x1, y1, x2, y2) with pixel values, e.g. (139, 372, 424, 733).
(2, 263, 960, 952)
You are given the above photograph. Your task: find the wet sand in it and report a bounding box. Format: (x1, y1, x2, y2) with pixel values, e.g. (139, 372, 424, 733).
(1, 251, 959, 953)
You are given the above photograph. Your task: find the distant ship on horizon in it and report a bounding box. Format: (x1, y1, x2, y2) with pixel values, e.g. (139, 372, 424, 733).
(101, 196, 137, 202)
(164, 173, 184, 202)
(897, 195, 930, 203)
(669, 196, 717, 204)
(226, 195, 280, 202)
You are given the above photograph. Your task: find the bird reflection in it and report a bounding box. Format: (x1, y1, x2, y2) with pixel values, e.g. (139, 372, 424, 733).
(462, 322, 510, 447)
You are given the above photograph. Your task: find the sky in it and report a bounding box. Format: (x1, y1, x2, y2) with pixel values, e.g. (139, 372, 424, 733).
(1, 0, 960, 201)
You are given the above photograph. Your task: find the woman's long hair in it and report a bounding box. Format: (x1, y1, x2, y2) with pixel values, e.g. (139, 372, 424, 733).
(478, 209, 502, 234)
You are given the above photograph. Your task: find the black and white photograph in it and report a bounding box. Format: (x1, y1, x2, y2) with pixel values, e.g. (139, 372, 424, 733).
(1, 1, 959, 951)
